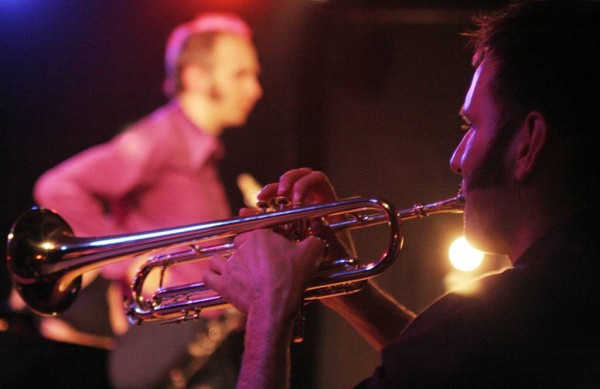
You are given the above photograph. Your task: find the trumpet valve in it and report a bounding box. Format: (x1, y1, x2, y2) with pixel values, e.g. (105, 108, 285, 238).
(256, 200, 270, 213)
(275, 196, 291, 210)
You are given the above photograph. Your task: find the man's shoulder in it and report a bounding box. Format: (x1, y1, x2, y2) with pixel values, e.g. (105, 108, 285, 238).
(128, 103, 181, 133)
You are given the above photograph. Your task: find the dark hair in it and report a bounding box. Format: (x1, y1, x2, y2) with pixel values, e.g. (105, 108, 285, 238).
(467, 1, 600, 196)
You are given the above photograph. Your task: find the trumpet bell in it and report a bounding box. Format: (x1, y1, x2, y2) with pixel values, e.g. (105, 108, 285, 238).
(7, 208, 82, 315)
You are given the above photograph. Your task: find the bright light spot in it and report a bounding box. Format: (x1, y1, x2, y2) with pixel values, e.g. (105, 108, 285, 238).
(40, 241, 55, 251)
(448, 236, 483, 272)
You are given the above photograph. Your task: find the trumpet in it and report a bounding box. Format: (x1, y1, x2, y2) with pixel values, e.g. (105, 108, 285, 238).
(7, 194, 464, 325)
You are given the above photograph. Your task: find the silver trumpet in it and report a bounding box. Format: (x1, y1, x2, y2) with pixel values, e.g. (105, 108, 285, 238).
(7, 194, 464, 325)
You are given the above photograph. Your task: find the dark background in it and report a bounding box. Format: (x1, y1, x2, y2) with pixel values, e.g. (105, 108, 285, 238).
(1, 0, 508, 387)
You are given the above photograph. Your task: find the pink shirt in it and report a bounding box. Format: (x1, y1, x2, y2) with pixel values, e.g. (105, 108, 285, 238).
(34, 101, 231, 281)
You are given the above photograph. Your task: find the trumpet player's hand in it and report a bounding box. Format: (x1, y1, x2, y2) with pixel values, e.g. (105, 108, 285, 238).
(204, 229, 326, 319)
(258, 167, 338, 206)
(205, 229, 326, 389)
(235, 168, 335, 217)
(259, 167, 357, 264)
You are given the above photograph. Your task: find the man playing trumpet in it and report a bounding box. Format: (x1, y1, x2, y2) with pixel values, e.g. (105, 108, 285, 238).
(204, 1, 600, 387)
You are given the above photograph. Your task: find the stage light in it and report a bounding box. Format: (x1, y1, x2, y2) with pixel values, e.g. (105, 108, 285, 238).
(448, 236, 483, 272)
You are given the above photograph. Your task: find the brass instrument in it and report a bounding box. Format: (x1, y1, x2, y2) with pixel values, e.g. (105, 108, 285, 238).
(6, 194, 464, 325)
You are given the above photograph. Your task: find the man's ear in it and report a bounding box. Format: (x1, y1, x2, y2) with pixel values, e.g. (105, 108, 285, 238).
(180, 64, 211, 94)
(513, 111, 549, 181)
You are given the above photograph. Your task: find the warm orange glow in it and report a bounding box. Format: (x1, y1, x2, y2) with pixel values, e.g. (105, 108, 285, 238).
(448, 236, 484, 272)
(40, 241, 55, 251)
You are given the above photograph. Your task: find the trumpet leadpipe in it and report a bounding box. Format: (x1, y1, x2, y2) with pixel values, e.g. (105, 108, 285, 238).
(328, 193, 465, 232)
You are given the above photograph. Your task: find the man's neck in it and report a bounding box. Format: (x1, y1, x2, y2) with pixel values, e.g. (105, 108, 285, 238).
(177, 93, 223, 137)
(508, 189, 577, 263)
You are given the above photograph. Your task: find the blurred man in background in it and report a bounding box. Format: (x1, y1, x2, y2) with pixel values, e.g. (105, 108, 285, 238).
(31, 12, 262, 388)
